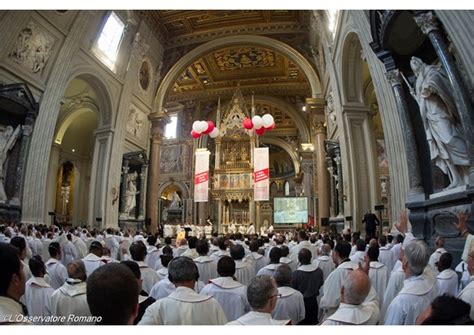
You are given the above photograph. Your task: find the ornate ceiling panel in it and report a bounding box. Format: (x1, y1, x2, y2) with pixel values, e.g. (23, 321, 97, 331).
(171, 45, 308, 98)
(140, 10, 309, 48)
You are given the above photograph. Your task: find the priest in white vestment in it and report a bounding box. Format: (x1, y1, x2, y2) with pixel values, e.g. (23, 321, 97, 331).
(49, 260, 92, 325)
(227, 275, 290, 325)
(72, 233, 88, 259)
(81, 241, 106, 277)
(245, 240, 268, 273)
(182, 236, 199, 259)
(45, 241, 69, 290)
(289, 231, 316, 263)
(130, 241, 159, 295)
(320, 240, 358, 320)
(246, 223, 255, 236)
(279, 245, 297, 272)
(257, 246, 282, 276)
(457, 247, 474, 319)
(62, 234, 79, 266)
(10, 236, 31, 281)
(436, 252, 458, 296)
(378, 235, 394, 273)
(367, 245, 388, 307)
(231, 244, 256, 286)
(349, 239, 367, 265)
(194, 239, 217, 284)
(175, 238, 189, 256)
(104, 229, 119, 260)
(139, 257, 227, 325)
(384, 239, 436, 325)
(428, 236, 447, 275)
(24, 256, 54, 323)
(0, 243, 27, 324)
(322, 270, 379, 325)
(145, 236, 160, 270)
(313, 243, 336, 281)
(272, 264, 305, 325)
(200, 256, 250, 321)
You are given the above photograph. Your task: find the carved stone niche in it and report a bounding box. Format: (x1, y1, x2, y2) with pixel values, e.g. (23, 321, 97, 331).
(118, 151, 149, 231)
(0, 83, 38, 224)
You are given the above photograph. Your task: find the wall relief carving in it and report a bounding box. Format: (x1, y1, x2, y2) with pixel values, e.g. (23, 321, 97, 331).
(9, 21, 54, 75)
(126, 105, 146, 140)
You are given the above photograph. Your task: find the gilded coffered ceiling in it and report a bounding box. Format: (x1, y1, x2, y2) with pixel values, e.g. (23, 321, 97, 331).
(140, 10, 309, 48)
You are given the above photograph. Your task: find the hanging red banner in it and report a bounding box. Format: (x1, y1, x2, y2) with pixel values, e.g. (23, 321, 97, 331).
(194, 150, 210, 202)
(254, 147, 269, 201)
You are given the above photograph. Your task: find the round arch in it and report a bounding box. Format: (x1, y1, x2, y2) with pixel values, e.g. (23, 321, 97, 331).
(54, 107, 98, 145)
(64, 67, 114, 127)
(154, 35, 322, 113)
(157, 181, 190, 199)
(340, 32, 365, 105)
(254, 95, 311, 143)
(259, 137, 301, 174)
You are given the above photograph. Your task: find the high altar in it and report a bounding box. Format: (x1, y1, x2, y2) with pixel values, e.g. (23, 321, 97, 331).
(211, 88, 256, 234)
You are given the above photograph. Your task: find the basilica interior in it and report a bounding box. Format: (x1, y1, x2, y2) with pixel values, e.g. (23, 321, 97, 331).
(0, 10, 473, 251)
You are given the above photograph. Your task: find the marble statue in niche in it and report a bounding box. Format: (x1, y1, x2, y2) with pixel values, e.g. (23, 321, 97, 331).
(124, 172, 139, 216)
(0, 125, 22, 202)
(169, 191, 181, 210)
(410, 56, 469, 189)
(9, 22, 54, 74)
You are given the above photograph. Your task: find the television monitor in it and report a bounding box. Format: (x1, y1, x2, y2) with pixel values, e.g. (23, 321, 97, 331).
(273, 197, 308, 224)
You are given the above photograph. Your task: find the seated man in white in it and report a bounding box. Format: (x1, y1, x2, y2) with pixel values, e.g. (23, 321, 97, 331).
(227, 275, 290, 325)
(144, 235, 160, 270)
(182, 236, 199, 260)
(272, 264, 305, 325)
(24, 256, 54, 323)
(279, 245, 297, 272)
(139, 256, 227, 325)
(436, 252, 459, 297)
(428, 236, 447, 275)
(129, 241, 158, 295)
(322, 269, 379, 325)
(384, 239, 436, 325)
(367, 245, 388, 306)
(349, 239, 366, 265)
(200, 256, 250, 321)
(378, 235, 394, 273)
(194, 239, 217, 284)
(257, 246, 282, 277)
(245, 240, 268, 274)
(313, 243, 336, 281)
(81, 241, 106, 278)
(320, 240, 358, 321)
(230, 244, 255, 286)
(49, 260, 92, 325)
(45, 242, 68, 290)
(210, 236, 230, 262)
(149, 254, 175, 300)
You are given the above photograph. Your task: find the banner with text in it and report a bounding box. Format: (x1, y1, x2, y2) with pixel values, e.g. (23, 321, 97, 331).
(254, 147, 269, 201)
(194, 150, 210, 202)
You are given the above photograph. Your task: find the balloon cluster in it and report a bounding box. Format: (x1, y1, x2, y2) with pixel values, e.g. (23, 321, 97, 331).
(191, 120, 220, 139)
(242, 114, 275, 136)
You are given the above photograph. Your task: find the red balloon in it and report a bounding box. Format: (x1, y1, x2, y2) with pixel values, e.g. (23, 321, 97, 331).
(265, 122, 275, 131)
(203, 120, 215, 134)
(242, 118, 253, 130)
(255, 127, 265, 136)
(191, 130, 201, 139)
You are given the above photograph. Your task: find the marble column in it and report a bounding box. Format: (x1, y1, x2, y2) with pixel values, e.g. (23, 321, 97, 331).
(414, 11, 474, 185)
(301, 157, 314, 217)
(146, 112, 169, 234)
(138, 164, 147, 220)
(385, 69, 425, 199)
(315, 122, 330, 224)
(45, 144, 61, 222)
(249, 199, 255, 225)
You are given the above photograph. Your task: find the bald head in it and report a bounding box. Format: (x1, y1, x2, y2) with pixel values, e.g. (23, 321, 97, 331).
(341, 270, 371, 305)
(321, 244, 331, 256)
(67, 260, 87, 282)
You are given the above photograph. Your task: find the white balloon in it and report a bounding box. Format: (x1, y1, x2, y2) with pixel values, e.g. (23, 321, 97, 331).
(192, 121, 201, 133)
(262, 114, 274, 128)
(196, 120, 207, 133)
(209, 127, 220, 138)
(252, 115, 263, 129)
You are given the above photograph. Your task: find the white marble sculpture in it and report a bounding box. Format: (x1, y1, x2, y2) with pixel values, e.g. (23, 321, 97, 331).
(124, 172, 139, 216)
(410, 56, 469, 189)
(0, 125, 21, 202)
(168, 191, 181, 210)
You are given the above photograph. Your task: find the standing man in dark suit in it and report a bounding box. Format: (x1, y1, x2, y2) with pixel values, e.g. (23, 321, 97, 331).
(362, 210, 380, 239)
